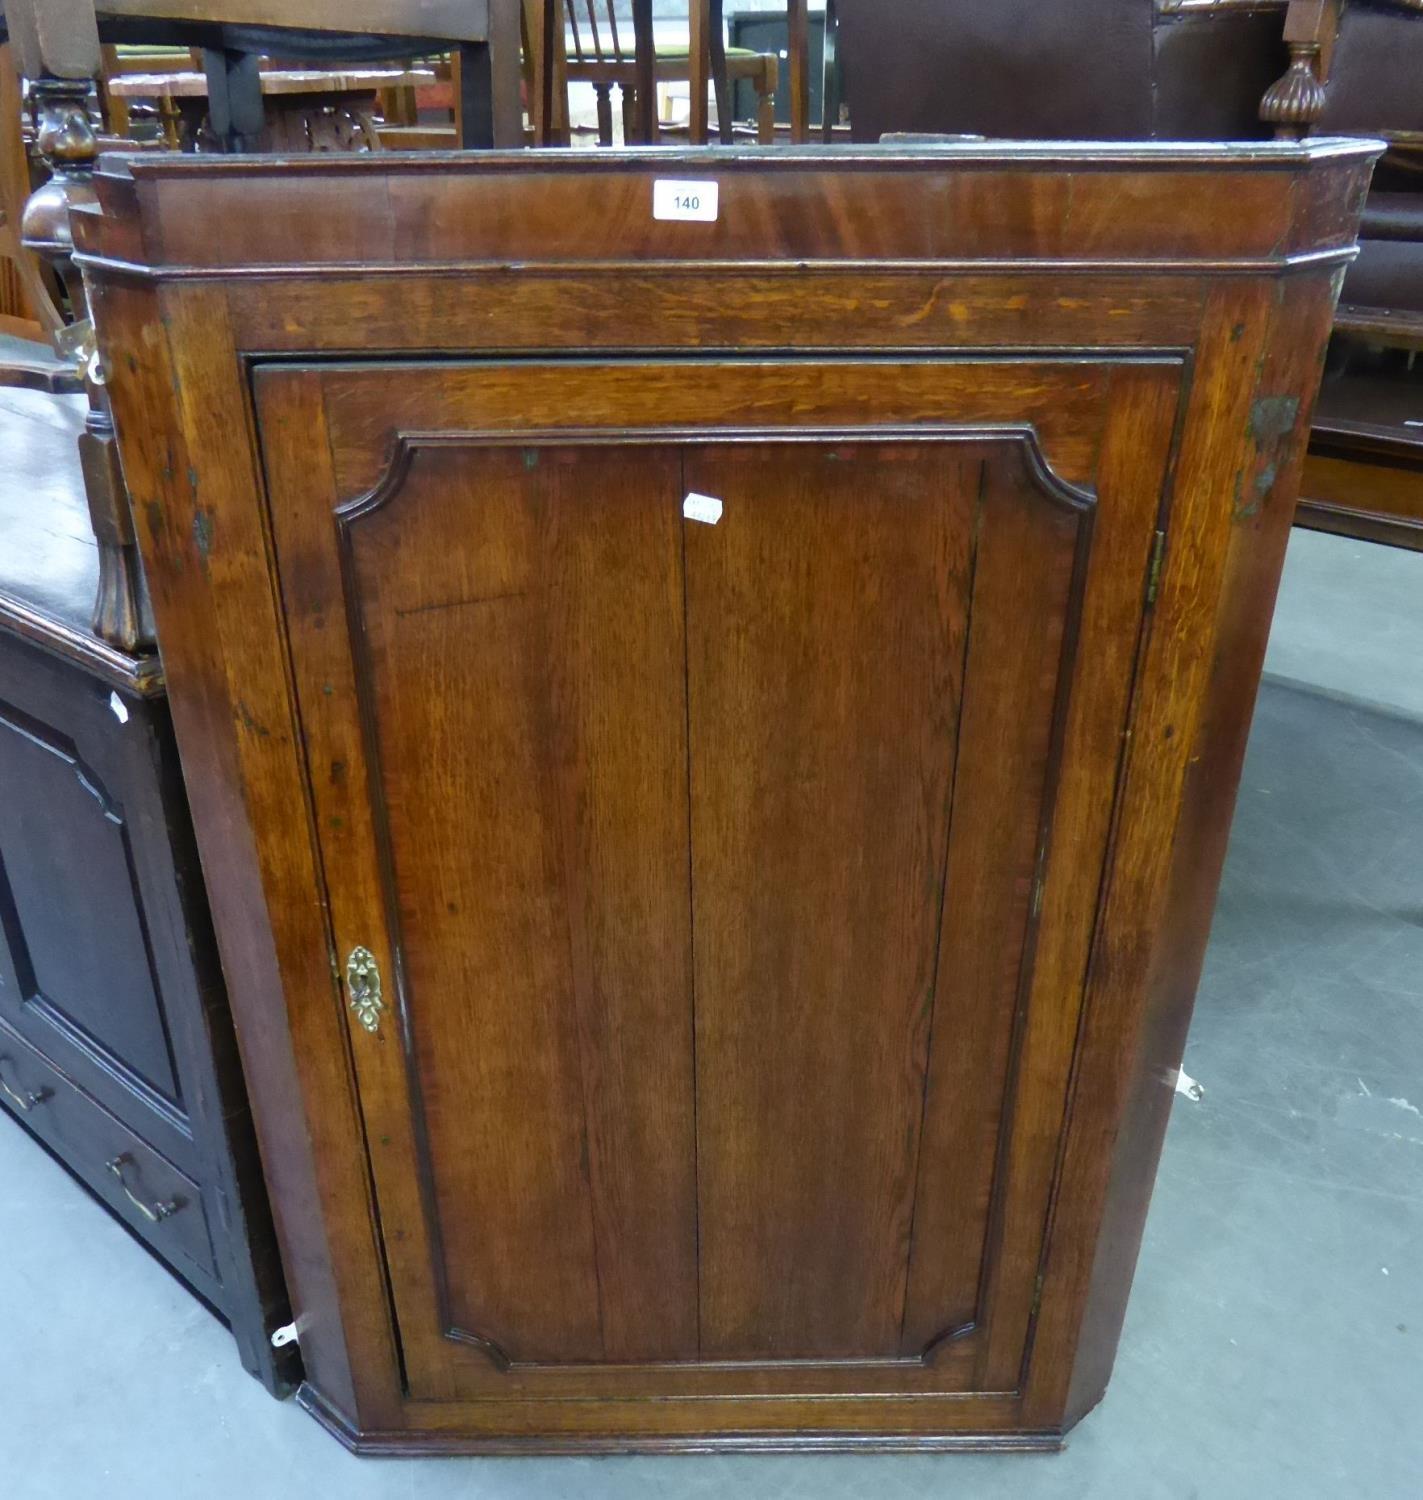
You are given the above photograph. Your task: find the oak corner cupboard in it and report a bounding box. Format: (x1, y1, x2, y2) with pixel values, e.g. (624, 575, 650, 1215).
(79, 140, 1375, 1454)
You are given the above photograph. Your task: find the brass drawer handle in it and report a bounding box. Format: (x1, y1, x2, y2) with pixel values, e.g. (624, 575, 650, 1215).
(0, 1055, 51, 1114)
(106, 1153, 181, 1223)
(345, 945, 385, 1033)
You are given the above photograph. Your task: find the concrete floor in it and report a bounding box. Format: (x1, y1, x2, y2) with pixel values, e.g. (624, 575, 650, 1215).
(2, 526, 1419, 1498)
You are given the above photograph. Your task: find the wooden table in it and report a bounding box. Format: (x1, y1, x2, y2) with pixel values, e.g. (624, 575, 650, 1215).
(107, 66, 439, 149)
(8, 0, 524, 147)
(80, 138, 1375, 1454)
(106, 65, 438, 96)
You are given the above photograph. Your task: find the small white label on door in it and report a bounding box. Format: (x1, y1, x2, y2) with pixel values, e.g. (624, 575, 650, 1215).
(653, 179, 720, 223)
(683, 492, 723, 525)
(108, 691, 130, 724)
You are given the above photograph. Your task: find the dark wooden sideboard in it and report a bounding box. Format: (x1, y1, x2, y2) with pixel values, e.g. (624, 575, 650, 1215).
(78, 141, 1374, 1453)
(0, 386, 296, 1396)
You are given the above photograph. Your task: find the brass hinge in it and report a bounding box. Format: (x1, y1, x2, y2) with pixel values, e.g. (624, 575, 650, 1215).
(1145, 529, 1167, 608)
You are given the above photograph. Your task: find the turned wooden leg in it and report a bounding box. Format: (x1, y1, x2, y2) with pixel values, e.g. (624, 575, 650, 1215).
(594, 82, 614, 147)
(620, 84, 639, 148)
(754, 68, 776, 145)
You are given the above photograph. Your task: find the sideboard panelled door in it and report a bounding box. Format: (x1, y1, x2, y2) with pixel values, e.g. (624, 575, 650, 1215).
(253, 358, 1179, 1400)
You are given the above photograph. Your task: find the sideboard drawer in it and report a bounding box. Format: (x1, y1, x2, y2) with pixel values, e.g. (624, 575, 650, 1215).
(0, 1018, 218, 1289)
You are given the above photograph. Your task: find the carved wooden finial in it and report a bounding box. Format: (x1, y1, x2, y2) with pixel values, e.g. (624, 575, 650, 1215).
(21, 76, 155, 654)
(20, 75, 98, 267)
(1260, 40, 1327, 141)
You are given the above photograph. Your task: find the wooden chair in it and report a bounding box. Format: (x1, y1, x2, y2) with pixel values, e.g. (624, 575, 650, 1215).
(1256, 0, 1423, 551)
(536, 1, 779, 146)
(98, 45, 195, 144)
(38, 0, 526, 149)
(3, 0, 533, 642)
(103, 59, 442, 151)
(0, 43, 63, 342)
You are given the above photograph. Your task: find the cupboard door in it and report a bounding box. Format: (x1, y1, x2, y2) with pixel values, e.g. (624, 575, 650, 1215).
(254, 357, 1177, 1402)
(263, 418, 700, 1385)
(0, 659, 192, 1162)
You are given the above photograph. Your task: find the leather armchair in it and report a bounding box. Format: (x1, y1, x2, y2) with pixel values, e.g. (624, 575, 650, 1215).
(1275, 0, 1423, 549)
(832, 0, 1287, 143)
(830, 0, 1423, 549)
(1316, 3, 1423, 341)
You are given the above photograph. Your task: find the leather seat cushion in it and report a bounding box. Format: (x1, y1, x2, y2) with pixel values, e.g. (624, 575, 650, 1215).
(1313, 359, 1423, 454)
(1360, 192, 1423, 243)
(1321, 3, 1423, 136)
(1341, 238, 1423, 314)
(835, 0, 1156, 142)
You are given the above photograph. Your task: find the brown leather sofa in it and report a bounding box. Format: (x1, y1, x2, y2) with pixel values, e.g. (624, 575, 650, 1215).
(834, 0, 1288, 142)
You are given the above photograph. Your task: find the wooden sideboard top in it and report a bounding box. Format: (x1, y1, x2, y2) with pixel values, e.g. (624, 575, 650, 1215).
(76, 139, 1382, 278)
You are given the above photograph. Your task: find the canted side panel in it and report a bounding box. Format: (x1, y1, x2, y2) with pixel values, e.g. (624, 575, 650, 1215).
(339, 444, 700, 1367)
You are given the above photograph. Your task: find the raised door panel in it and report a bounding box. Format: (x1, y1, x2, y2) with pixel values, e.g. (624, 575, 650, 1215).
(261, 412, 699, 1385)
(684, 441, 1088, 1364)
(346, 443, 700, 1367)
(253, 356, 1179, 1406)
(0, 693, 183, 1115)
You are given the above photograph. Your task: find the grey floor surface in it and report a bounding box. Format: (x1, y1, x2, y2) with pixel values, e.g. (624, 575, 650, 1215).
(1, 527, 1419, 1498)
